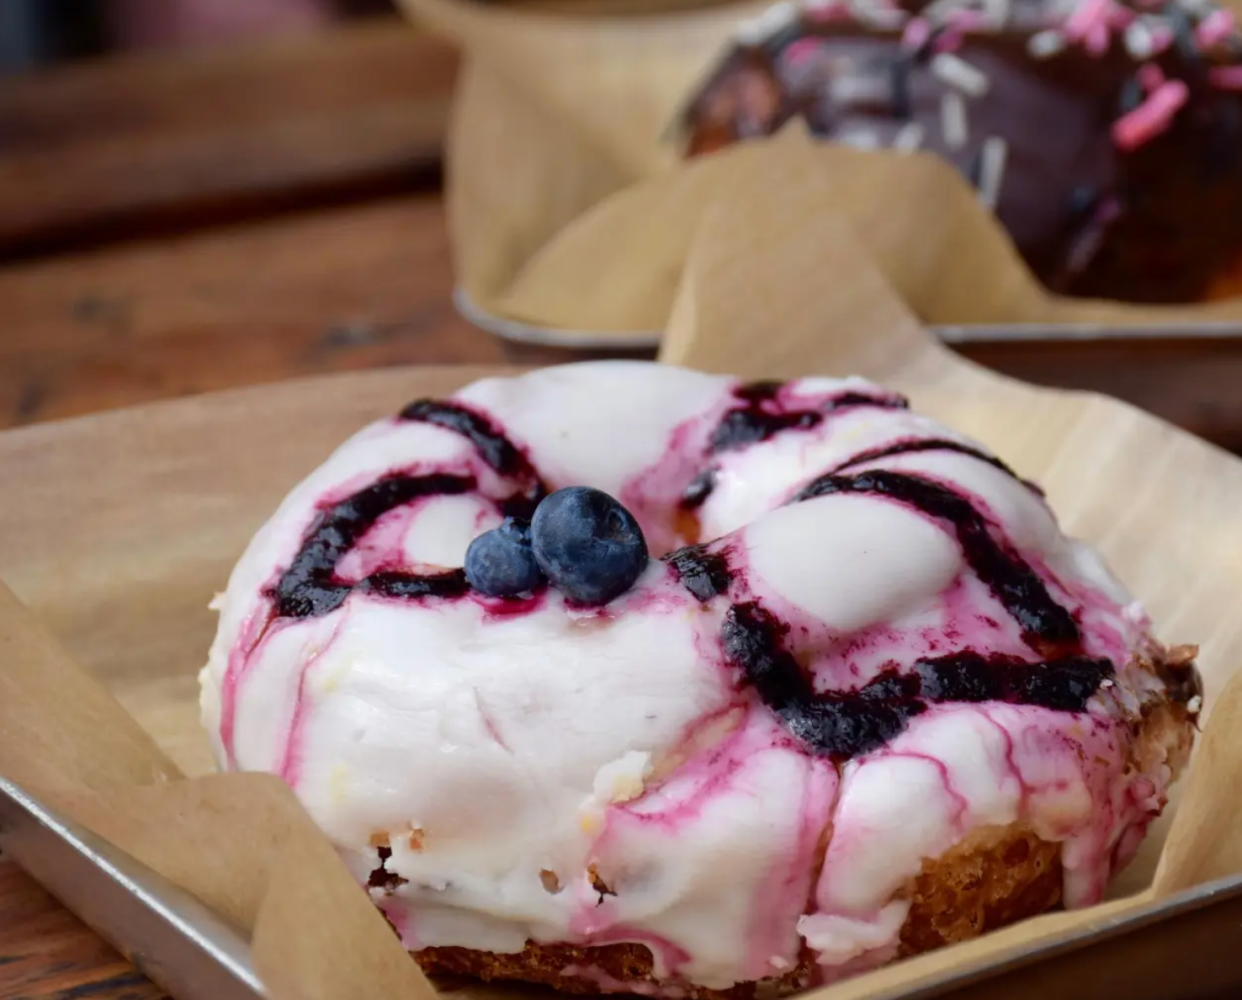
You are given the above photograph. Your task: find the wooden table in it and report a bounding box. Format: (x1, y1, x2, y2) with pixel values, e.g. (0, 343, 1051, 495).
(1, 15, 1240, 1000)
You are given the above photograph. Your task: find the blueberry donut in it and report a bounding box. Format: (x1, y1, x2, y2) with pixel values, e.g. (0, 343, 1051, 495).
(679, 0, 1242, 304)
(200, 361, 1200, 997)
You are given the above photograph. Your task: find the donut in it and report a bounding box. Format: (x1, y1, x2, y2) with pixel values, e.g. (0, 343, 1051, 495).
(199, 361, 1200, 997)
(678, 0, 1242, 304)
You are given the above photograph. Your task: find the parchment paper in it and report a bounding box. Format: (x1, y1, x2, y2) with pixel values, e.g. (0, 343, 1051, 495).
(4, 159, 1242, 999)
(400, 0, 1242, 342)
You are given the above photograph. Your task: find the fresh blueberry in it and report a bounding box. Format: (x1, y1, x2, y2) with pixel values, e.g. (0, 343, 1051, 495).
(464, 518, 544, 597)
(530, 487, 649, 605)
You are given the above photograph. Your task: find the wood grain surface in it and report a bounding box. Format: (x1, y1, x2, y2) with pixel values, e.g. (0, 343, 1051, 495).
(0, 19, 457, 260)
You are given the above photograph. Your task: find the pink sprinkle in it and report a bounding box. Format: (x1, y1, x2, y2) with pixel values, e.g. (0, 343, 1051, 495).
(1086, 20, 1111, 53)
(934, 27, 964, 52)
(1112, 79, 1190, 150)
(1209, 64, 1242, 88)
(1105, 2, 1135, 28)
(1149, 24, 1174, 52)
(902, 16, 931, 49)
(1197, 8, 1235, 47)
(1064, 0, 1110, 41)
(1137, 61, 1165, 91)
(783, 36, 823, 65)
(804, 0, 852, 22)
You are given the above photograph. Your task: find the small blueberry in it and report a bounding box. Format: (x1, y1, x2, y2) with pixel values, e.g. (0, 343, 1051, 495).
(530, 487, 649, 605)
(464, 517, 544, 597)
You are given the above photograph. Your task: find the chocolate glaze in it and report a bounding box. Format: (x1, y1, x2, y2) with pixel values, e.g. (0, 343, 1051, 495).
(721, 602, 1112, 761)
(794, 470, 1080, 651)
(681, 12, 1242, 303)
(663, 544, 734, 601)
(270, 473, 476, 619)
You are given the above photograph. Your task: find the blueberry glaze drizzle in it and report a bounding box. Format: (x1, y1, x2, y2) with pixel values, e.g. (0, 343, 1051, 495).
(268, 473, 475, 619)
(721, 603, 1112, 762)
(268, 400, 547, 620)
(682, 381, 909, 510)
(795, 470, 1080, 652)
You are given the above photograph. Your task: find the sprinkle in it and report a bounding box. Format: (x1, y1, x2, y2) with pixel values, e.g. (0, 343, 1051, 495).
(1106, 2, 1136, 29)
(889, 56, 913, 118)
(831, 73, 893, 104)
(1119, 76, 1144, 112)
(1197, 8, 1235, 46)
(902, 16, 932, 49)
(803, 0, 852, 20)
(1165, 5, 1200, 61)
(1210, 64, 1242, 88)
(1187, 694, 1203, 715)
(1124, 19, 1155, 57)
(836, 126, 882, 148)
(783, 36, 824, 65)
(1063, 0, 1110, 41)
(1149, 22, 1174, 52)
(892, 121, 926, 151)
(981, 0, 1012, 26)
(1112, 79, 1190, 149)
(1086, 19, 1111, 53)
(975, 136, 1008, 209)
(940, 91, 969, 148)
(933, 27, 965, 52)
(931, 52, 991, 95)
(1137, 61, 1165, 90)
(1028, 29, 1068, 57)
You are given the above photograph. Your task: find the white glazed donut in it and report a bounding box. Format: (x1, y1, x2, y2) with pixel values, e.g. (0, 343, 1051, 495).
(199, 360, 1199, 997)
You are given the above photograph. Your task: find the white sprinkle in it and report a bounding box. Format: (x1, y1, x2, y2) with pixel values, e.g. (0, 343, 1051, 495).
(940, 91, 969, 149)
(975, 136, 1008, 209)
(1027, 28, 1067, 57)
(855, 4, 909, 27)
(1124, 19, 1155, 58)
(830, 73, 892, 104)
(931, 52, 991, 96)
(921, 0, 971, 21)
(1187, 695, 1203, 715)
(981, 0, 1011, 27)
(735, 1, 798, 43)
(892, 121, 926, 151)
(835, 125, 882, 149)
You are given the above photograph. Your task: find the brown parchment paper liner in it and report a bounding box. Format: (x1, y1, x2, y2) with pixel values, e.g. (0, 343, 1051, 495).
(3, 159, 1242, 999)
(0, 576, 437, 1000)
(402, 0, 1242, 342)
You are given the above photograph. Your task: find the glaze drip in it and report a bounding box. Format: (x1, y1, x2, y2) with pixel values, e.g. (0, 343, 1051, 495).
(828, 437, 1023, 482)
(721, 603, 1114, 761)
(709, 383, 908, 455)
(682, 381, 909, 509)
(794, 470, 1080, 652)
(269, 472, 478, 619)
(400, 399, 546, 508)
(663, 545, 733, 601)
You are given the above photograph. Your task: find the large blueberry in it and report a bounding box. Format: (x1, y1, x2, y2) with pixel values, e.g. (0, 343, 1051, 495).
(464, 517, 544, 597)
(530, 487, 649, 605)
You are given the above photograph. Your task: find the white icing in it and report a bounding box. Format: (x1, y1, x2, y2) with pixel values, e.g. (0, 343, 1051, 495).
(200, 360, 1191, 991)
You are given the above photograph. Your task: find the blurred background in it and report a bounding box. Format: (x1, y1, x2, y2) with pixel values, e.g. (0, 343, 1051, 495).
(0, 0, 398, 72)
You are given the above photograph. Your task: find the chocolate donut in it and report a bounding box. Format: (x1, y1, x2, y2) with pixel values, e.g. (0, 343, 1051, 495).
(680, 0, 1242, 303)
